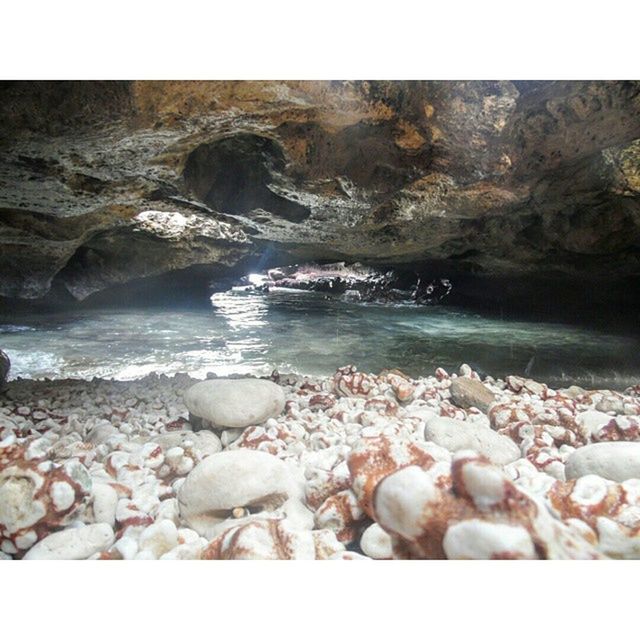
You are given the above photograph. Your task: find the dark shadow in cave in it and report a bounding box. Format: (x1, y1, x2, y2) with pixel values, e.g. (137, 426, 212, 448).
(183, 133, 311, 223)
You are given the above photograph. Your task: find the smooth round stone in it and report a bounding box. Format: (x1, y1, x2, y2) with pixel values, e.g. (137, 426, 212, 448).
(178, 449, 308, 539)
(360, 523, 393, 559)
(424, 416, 520, 465)
(24, 523, 115, 560)
(184, 379, 285, 429)
(565, 442, 640, 482)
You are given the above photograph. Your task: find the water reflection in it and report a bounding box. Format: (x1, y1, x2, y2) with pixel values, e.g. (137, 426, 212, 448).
(0, 287, 639, 389)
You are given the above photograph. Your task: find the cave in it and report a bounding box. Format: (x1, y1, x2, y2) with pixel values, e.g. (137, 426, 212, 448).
(2, 79, 640, 565)
(182, 134, 311, 222)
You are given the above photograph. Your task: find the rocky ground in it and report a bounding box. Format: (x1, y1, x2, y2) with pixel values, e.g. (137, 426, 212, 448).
(1, 364, 640, 560)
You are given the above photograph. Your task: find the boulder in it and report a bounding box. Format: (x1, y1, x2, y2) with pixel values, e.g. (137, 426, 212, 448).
(424, 416, 520, 465)
(449, 377, 496, 413)
(184, 379, 285, 430)
(177, 449, 311, 539)
(565, 442, 640, 482)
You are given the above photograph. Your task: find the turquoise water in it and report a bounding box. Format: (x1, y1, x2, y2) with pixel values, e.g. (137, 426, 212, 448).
(1, 287, 639, 389)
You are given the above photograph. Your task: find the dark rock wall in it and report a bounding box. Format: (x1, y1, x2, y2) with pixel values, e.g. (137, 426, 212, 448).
(1, 80, 639, 311)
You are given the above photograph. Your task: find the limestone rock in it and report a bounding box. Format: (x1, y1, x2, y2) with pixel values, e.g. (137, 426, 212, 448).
(449, 377, 496, 413)
(201, 518, 317, 560)
(184, 379, 285, 430)
(370, 452, 602, 559)
(1, 81, 640, 304)
(443, 520, 536, 559)
(153, 430, 222, 458)
(565, 442, 640, 482)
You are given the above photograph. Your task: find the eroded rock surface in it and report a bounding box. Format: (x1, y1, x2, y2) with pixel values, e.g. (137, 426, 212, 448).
(1, 81, 639, 302)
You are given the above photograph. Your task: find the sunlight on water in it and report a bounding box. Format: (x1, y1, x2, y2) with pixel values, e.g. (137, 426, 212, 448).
(1, 287, 639, 389)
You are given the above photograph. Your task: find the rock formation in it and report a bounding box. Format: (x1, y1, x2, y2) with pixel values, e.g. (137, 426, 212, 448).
(1, 81, 639, 306)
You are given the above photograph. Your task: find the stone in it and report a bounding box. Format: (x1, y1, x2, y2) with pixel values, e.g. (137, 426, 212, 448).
(201, 518, 317, 560)
(23, 523, 114, 560)
(449, 377, 496, 413)
(360, 523, 393, 559)
(443, 520, 537, 559)
(424, 416, 521, 465)
(154, 430, 222, 458)
(177, 449, 311, 538)
(91, 483, 118, 526)
(138, 519, 179, 558)
(0, 350, 9, 390)
(184, 379, 285, 430)
(370, 452, 602, 559)
(575, 411, 614, 438)
(0, 444, 91, 556)
(565, 443, 640, 482)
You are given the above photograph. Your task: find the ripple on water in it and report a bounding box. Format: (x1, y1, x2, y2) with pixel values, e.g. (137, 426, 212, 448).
(0, 288, 638, 389)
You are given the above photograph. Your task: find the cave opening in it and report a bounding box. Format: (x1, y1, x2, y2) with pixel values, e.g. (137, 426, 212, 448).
(182, 133, 311, 222)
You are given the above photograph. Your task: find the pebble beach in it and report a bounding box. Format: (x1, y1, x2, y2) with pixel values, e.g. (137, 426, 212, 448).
(2, 363, 640, 560)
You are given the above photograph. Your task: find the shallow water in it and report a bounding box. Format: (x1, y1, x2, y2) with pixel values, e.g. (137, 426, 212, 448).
(1, 287, 639, 389)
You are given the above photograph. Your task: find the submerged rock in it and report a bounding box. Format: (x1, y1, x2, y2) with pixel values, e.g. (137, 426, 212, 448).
(184, 378, 285, 430)
(2, 363, 640, 560)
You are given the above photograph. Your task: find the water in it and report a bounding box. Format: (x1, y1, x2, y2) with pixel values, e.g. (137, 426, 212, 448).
(1, 287, 639, 389)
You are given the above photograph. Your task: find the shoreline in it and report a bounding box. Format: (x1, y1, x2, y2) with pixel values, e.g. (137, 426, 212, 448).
(2, 364, 640, 560)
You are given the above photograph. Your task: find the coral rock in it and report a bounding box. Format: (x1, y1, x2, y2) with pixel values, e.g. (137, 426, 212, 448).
(0, 443, 91, 556)
(370, 452, 602, 559)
